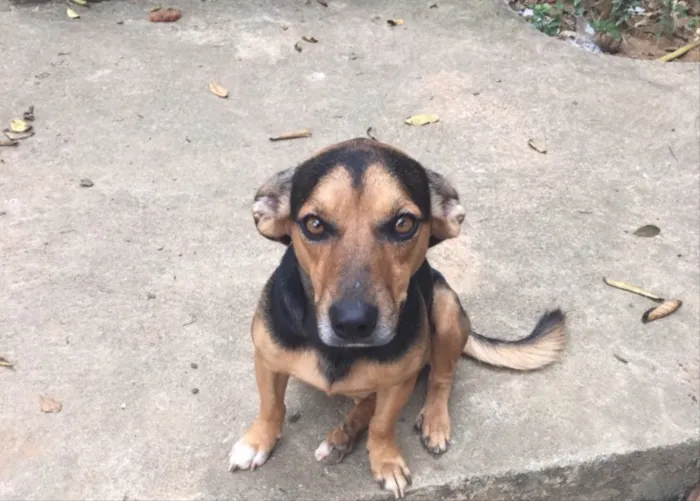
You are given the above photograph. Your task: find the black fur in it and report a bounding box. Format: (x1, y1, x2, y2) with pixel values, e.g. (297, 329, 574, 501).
(261, 246, 436, 383)
(289, 138, 433, 221)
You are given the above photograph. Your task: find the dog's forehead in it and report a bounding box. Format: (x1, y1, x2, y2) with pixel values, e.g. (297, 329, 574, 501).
(289, 138, 431, 218)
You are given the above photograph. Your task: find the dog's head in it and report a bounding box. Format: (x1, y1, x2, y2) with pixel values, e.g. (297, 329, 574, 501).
(252, 138, 465, 349)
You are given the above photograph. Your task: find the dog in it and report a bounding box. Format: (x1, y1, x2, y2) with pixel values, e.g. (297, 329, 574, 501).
(228, 138, 567, 499)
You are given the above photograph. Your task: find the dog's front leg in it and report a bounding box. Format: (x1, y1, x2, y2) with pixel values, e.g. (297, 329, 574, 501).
(229, 350, 289, 472)
(367, 374, 418, 499)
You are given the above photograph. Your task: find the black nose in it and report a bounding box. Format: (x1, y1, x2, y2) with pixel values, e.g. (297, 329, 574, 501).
(329, 300, 379, 341)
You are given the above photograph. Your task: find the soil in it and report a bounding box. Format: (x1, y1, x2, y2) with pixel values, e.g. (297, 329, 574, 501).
(508, 0, 700, 61)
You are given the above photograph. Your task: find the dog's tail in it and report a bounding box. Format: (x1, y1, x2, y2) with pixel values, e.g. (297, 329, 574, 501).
(462, 309, 567, 371)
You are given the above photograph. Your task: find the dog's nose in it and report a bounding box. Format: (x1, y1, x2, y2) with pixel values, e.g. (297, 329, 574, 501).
(329, 300, 379, 341)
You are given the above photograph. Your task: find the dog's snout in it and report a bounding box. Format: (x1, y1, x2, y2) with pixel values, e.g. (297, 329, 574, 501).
(329, 300, 378, 341)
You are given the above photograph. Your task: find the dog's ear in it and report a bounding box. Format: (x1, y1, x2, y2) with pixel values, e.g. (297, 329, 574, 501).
(426, 169, 465, 247)
(252, 167, 296, 245)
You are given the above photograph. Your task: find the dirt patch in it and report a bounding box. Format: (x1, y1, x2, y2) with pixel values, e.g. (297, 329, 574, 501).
(508, 0, 700, 61)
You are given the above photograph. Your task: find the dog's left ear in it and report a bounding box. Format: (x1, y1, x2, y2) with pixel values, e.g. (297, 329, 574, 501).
(252, 167, 296, 245)
(426, 169, 466, 247)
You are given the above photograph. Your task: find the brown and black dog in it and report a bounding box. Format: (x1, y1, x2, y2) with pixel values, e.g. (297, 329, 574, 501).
(228, 138, 567, 498)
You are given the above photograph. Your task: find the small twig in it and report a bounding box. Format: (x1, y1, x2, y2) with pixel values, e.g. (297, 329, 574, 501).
(657, 38, 700, 62)
(667, 145, 678, 163)
(602, 277, 665, 303)
(613, 353, 629, 364)
(183, 314, 197, 327)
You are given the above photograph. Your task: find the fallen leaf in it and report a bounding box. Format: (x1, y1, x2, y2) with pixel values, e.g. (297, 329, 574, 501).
(149, 7, 182, 23)
(404, 113, 439, 126)
(23, 105, 35, 121)
(527, 139, 547, 154)
(0, 356, 14, 369)
(317, 0, 328, 5)
(602, 277, 665, 302)
(269, 129, 312, 141)
(642, 299, 682, 324)
(70, 0, 88, 6)
(4, 129, 35, 141)
(366, 126, 378, 141)
(0, 138, 18, 147)
(66, 7, 80, 19)
(294, 41, 303, 52)
(40, 395, 63, 413)
(387, 18, 404, 26)
(302, 36, 319, 43)
(208, 81, 229, 98)
(10, 119, 31, 133)
(633, 224, 660, 237)
(80, 178, 94, 188)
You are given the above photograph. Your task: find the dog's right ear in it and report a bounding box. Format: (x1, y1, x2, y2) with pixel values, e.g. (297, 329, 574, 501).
(252, 167, 296, 245)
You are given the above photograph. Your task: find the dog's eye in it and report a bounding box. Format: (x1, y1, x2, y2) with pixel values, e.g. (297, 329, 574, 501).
(394, 216, 415, 235)
(301, 215, 327, 239)
(389, 214, 419, 240)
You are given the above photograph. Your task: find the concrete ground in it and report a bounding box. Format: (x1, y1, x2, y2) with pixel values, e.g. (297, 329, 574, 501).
(1, 0, 699, 500)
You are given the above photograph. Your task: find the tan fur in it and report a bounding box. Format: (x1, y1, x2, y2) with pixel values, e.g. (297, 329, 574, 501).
(462, 321, 566, 371)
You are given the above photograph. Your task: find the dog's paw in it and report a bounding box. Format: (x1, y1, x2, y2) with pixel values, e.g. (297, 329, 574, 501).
(228, 439, 274, 472)
(369, 446, 412, 499)
(314, 424, 356, 464)
(415, 409, 451, 455)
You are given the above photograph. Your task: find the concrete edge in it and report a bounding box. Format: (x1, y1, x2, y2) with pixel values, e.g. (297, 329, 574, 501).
(358, 440, 700, 501)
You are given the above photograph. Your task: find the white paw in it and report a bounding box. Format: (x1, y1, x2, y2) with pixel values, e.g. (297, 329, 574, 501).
(228, 440, 271, 472)
(314, 440, 332, 461)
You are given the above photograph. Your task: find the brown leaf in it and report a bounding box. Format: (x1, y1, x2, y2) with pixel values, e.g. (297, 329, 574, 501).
(633, 224, 660, 237)
(0, 138, 18, 147)
(302, 36, 319, 43)
(40, 395, 63, 413)
(208, 81, 229, 98)
(527, 139, 547, 154)
(149, 7, 182, 23)
(641, 299, 682, 324)
(23, 105, 35, 122)
(294, 41, 303, 52)
(0, 356, 14, 369)
(269, 129, 312, 141)
(387, 18, 404, 26)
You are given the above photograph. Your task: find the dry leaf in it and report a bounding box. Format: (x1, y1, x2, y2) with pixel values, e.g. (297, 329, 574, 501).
(602, 277, 665, 302)
(527, 139, 547, 154)
(40, 395, 63, 413)
(70, 0, 88, 6)
(404, 113, 439, 126)
(66, 7, 80, 19)
(269, 129, 312, 141)
(302, 36, 319, 43)
(10, 119, 31, 133)
(23, 105, 35, 122)
(633, 224, 660, 237)
(294, 41, 303, 52)
(149, 7, 182, 23)
(387, 19, 404, 26)
(208, 81, 229, 98)
(366, 126, 378, 141)
(642, 299, 682, 324)
(0, 138, 18, 147)
(0, 356, 14, 369)
(4, 129, 35, 141)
